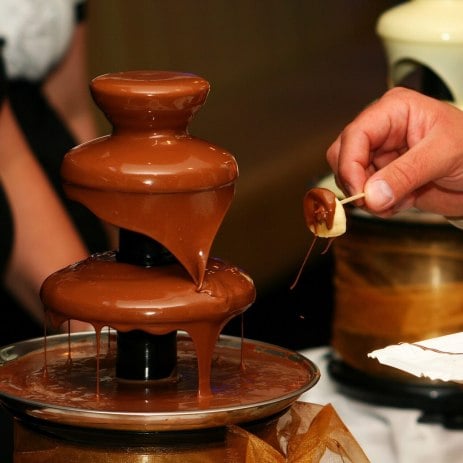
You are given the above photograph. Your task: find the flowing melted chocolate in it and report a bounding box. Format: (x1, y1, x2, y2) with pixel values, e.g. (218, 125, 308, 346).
(0, 334, 313, 423)
(61, 71, 238, 287)
(41, 253, 255, 397)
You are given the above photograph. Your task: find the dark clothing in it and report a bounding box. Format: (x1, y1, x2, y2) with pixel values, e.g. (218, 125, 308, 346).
(0, 38, 13, 278)
(0, 78, 107, 345)
(0, 2, 107, 345)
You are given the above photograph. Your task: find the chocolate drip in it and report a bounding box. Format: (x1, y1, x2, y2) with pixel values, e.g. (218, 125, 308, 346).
(303, 188, 337, 233)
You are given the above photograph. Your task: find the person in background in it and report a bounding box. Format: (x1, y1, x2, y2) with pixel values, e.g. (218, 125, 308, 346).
(0, 0, 108, 343)
(327, 86, 463, 221)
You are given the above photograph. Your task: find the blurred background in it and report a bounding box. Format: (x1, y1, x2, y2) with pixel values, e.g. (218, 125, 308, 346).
(86, 0, 402, 349)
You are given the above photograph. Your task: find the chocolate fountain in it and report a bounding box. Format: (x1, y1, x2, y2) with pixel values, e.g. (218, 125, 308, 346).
(0, 71, 318, 460)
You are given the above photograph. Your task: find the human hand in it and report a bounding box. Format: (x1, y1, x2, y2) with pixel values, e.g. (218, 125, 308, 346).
(327, 87, 463, 218)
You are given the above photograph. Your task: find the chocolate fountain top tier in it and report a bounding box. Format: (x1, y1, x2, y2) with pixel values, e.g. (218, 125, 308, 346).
(61, 71, 238, 285)
(92, 70, 210, 132)
(63, 70, 238, 194)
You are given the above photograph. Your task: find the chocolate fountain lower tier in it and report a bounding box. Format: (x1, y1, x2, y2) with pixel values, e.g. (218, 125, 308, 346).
(0, 252, 319, 457)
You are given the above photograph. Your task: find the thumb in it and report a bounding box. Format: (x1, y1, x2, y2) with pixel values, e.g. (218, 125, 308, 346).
(364, 178, 396, 211)
(364, 146, 436, 211)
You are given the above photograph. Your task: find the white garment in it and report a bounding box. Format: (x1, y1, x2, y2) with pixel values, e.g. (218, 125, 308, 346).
(299, 347, 463, 463)
(0, 0, 83, 80)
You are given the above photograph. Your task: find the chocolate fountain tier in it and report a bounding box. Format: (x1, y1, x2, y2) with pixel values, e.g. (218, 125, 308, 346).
(61, 71, 239, 286)
(41, 251, 258, 396)
(41, 251, 255, 331)
(0, 332, 319, 432)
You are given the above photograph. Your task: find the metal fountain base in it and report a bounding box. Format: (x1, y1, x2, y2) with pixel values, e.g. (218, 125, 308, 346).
(0, 332, 319, 434)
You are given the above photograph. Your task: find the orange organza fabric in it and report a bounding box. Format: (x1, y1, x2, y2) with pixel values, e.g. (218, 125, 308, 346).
(226, 402, 370, 463)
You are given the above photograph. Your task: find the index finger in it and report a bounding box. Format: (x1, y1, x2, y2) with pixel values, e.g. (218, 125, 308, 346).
(330, 93, 411, 196)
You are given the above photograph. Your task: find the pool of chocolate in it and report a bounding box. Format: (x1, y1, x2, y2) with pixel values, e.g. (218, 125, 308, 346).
(0, 332, 319, 431)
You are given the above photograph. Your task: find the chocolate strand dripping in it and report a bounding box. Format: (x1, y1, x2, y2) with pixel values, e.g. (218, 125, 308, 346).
(290, 188, 357, 289)
(289, 236, 318, 290)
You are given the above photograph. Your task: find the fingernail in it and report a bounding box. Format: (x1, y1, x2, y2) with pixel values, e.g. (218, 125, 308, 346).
(365, 179, 394, 210)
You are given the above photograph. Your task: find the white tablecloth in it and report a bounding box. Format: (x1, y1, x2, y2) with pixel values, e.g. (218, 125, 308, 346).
(299, 347, 463, 463)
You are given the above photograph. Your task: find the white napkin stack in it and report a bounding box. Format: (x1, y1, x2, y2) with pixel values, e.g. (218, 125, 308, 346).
(368, 332, 463, 382)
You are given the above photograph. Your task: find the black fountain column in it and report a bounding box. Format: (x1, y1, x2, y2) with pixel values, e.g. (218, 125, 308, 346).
(115, 228, 177, 381)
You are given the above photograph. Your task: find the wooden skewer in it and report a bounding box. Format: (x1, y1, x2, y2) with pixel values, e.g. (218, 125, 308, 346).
(339, 192, 365, 205)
